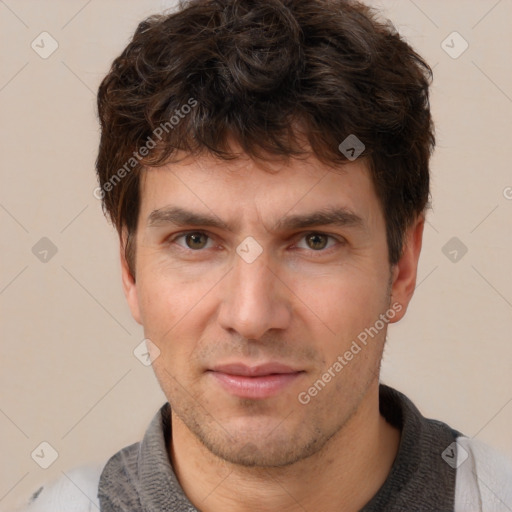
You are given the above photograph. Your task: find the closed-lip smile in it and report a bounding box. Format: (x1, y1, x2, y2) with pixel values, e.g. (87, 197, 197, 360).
(208, 362, 305, 399)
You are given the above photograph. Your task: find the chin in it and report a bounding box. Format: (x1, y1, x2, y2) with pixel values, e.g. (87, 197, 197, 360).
(196, 420, 327, 468)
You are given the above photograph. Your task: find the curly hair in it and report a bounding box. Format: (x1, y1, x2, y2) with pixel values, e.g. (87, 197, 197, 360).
(96, 0, 434, 277)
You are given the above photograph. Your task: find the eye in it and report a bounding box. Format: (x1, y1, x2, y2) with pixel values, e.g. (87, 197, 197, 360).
(167, 230, 343, 256)
(170, 231, 215, 251)
(295, 232, 340, 253)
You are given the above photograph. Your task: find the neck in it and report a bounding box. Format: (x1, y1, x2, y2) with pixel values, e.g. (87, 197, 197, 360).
(169, 382, 400, 512)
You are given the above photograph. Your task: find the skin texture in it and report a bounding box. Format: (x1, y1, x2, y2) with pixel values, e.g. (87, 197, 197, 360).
(121, 144, 424, 511)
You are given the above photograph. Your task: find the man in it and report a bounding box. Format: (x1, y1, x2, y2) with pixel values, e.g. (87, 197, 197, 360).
(20, 0, 512, 510)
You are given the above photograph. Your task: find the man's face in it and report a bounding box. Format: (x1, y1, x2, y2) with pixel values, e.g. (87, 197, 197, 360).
(123, 149, 404, 467)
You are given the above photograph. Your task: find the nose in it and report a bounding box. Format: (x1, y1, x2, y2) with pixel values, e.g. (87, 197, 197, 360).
(217, 246, 292, 341)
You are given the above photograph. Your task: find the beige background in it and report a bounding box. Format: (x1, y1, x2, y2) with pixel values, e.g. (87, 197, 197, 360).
(1, 0, 511, 510)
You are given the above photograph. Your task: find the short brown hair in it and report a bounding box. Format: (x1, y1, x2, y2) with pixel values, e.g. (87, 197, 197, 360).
(96, 0, 434, 277)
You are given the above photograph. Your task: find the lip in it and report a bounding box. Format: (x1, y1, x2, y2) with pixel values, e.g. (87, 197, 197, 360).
(208, 363, 304, 399)
(210, 362, 301, 376)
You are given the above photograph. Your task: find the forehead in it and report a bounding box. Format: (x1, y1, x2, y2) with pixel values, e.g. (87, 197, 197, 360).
(138, 150, 383, 234)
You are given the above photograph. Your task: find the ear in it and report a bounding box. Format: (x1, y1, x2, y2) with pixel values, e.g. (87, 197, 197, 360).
(120, 229, 142, 325)
(388, 214, 425, 323)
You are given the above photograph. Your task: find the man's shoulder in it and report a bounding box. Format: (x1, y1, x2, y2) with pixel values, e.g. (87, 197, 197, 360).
(14, 463, 105, 512)
(454, 435, 512, 512)
(16, 438, 144, 512)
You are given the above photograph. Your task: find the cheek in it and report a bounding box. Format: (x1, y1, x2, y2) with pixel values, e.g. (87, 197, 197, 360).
(301, 268, 385, 328)
(135, 270, 201, 358)
(137, 258, 210, 326)
(297, 274, 390, 377)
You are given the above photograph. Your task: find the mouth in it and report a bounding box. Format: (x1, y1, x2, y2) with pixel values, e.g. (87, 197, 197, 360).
(207, 363, 305, 400)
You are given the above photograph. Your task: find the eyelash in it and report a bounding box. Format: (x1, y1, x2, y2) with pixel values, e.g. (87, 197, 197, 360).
(166, 231, 345, 258)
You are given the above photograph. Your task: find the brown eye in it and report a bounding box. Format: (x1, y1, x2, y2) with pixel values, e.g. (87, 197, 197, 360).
(185, 232, 209, 250)
(305, 233, 329, 250)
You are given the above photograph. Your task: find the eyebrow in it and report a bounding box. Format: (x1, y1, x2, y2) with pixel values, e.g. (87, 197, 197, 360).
(147, 206, 365, 233)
